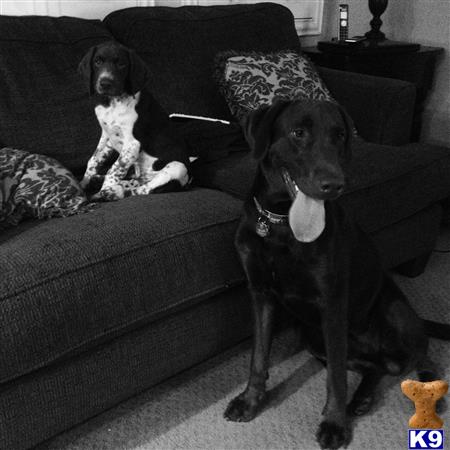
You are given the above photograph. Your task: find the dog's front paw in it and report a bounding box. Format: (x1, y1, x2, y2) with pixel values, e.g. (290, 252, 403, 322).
(224, 391, 265, 422)
(316, 420, 351, 449)
(97, 185, 125, 201)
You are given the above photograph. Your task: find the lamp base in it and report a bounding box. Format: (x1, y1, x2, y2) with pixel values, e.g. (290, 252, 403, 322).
(366, 0, 389, 41)
(365, 29, 386, 41)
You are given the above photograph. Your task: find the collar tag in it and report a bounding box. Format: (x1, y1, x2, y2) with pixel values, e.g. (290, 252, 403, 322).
(253, 197, 288, 238)
(256, 216, 270, 237)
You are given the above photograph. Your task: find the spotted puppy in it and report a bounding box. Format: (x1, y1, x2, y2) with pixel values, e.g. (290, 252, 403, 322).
(78, 41, 190, 200)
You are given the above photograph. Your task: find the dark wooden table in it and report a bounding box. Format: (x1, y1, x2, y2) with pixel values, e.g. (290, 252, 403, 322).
(302, 42, 444, 142)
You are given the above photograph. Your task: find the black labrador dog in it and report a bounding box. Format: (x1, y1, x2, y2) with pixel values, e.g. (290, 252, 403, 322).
(78, 41, 190, 200)
(224, 99, 449, 449)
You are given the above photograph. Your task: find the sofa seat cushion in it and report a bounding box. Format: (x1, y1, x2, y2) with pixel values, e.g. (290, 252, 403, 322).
(193, 139, 450, 233)
(0, 189, 245, 384)
(0, 15, 112, 175)
(104, 3, 301, 121)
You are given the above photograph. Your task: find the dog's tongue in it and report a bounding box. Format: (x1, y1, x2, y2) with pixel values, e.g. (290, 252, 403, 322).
(289, 189, 325, 243)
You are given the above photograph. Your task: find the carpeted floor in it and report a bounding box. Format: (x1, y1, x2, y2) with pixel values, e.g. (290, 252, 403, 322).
(38, 228, 450, 450)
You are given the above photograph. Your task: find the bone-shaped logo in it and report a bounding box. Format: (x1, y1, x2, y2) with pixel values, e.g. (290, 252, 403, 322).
(401, 379, 448, 429)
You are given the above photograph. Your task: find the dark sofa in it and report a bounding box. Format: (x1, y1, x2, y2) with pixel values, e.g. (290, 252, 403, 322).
(0, 3, 449, 449)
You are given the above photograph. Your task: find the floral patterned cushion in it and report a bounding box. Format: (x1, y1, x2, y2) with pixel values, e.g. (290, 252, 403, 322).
(215, 50, 337, 122)
(0, 147, 92, 229)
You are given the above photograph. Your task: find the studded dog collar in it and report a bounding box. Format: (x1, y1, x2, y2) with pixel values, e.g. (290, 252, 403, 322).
(253, 197, 289, 237)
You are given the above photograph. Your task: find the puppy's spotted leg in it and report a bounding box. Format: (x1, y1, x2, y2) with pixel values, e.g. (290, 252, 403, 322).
(80, 131, 113, 189)
(99, 139, 140, 201)
(135, 161, 189, 195)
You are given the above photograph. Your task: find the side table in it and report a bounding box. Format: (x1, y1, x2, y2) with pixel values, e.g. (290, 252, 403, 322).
(302, 42, 444, 142)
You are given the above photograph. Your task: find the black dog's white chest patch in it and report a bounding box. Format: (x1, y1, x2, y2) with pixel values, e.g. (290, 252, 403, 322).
(95, 93, 140, 148)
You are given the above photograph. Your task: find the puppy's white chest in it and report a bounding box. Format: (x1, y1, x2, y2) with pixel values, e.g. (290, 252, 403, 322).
(95, 93, 140, 146)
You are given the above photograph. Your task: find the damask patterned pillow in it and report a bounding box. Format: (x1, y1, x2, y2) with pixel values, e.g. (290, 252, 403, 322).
(0, 147, 92, 229)
(215, 50, 337, 122)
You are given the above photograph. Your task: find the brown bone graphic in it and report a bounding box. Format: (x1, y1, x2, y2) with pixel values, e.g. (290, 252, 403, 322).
(401, 379, 448, 429)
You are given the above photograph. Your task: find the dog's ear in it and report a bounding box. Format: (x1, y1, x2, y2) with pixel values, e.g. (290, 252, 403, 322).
(337, 104, 355, 161)
(78, 45, 97, 95)
(127, 49, 150, 95)
(242, 99, 289, 160)
(240, 106, 269, 153)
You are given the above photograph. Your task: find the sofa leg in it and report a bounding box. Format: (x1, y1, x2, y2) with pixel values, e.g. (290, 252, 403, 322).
(395, 251, 432, 278)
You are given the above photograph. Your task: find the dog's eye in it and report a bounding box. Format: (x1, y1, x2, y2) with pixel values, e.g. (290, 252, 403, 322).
(117, 62, 127, 69)
(291, 128, 305, 139)
(94, 57, 103, 66)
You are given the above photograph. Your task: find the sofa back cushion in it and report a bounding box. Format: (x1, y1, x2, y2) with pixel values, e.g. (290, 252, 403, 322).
(0, 16, 112, 175)
(104, 3, 301, 121)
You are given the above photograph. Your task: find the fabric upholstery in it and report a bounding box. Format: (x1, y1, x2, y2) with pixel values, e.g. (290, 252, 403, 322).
(215, 51, 335, 121)
(0, 286, 251, 450)
(177, 121, 249, 161)
(0, 189, 245, 385)
(0, 147, 91, 229)
(104, 3, 301, 120)
(341, 140, 450, 231)
(371, 204, 442, 269)
(0, 15, 112, 174)
(318, 67, 416, 145)
(192, 150, 255, 199)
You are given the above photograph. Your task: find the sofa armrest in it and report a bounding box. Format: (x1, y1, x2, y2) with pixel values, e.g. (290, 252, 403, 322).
(318, 67, 416, 146)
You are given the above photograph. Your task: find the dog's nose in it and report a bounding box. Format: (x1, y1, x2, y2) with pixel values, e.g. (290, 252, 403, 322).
(319, 180, 345, 195)
(99, 78, 113, 90)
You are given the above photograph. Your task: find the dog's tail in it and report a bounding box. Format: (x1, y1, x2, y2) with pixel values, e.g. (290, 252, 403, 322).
(424, 319, 450, 340)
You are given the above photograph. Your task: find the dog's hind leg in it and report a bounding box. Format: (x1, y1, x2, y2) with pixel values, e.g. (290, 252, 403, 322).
(135, 161, 189, 195)
(347, 370, 383, 416)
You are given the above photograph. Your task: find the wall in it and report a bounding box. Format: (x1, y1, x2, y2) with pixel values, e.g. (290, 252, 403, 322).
(0, 0, 160, 17)
(301, 0, 449, 146)
(384, 0, 449, 146)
